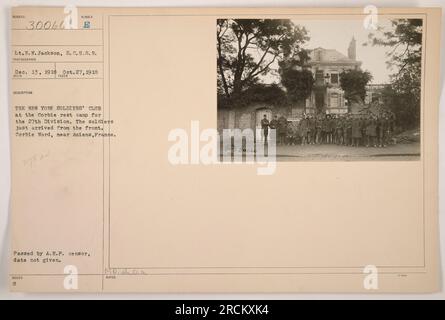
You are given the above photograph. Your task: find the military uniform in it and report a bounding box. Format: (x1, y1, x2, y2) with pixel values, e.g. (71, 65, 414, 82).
(327, 116, 336, 144)
(261, 118, 269, 141)
(308, 117, 316, 144)
(315, 117, 322, 144)
(299, 117, 309, 145)
(287, 121, 299, 145)
(269, 118, 278, 130)
(336, 117, 343, 145)
(365, 118, 377, 147)
(377, 116, 389, 147)
(351, 117, 362, 147)
(343, 117, 351, 146)
(321, 117, 329, 144)
(277, 116, 288, 145)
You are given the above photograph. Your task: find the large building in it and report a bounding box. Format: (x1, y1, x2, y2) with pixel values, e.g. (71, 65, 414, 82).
(217, 37, 363, 132)
(304, 37, 362, 115)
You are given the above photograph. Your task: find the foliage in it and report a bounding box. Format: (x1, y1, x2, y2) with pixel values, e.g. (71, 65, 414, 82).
(339, 69, 373, 102)
(218, 83, 287, 108)
(278, 52, 314, 102)
(217, 19, 309, 107)
(367, 19, 422, 130)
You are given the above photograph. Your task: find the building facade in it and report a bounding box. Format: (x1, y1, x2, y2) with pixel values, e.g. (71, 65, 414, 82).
(304, 37, 362, 115)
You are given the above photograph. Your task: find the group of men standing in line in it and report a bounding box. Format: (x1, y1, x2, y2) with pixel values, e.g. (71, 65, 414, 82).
(261, 112, 396, 148)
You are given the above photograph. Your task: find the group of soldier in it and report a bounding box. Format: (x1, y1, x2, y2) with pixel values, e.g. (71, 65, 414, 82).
(261, 112, 396, 148)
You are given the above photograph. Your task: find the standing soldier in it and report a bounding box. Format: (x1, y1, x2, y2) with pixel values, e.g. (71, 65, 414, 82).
(308, 115, 316, 145)
(269, 115, 279, 131)
(388, 111, 396, 145)
(365, 115, 378, 147)
(330, 115, 337, 144)
(325, 115, 332, 144)
(343, 114, 350, 146)
(315, 115, 323, 144)
(336, 115, 344, 145)
(375, 114, 381, 147)
(378, 114, 388, 147)
(305, 115, 311, 144)
(360, 115, 367, 147)
(278, 114, 288, 145)
(261, 114, 270, 142)
(351, 115, 362, 147)
(299, 115, 309, 145)
(321, 114, 329, 144)
(330, 115, 336, 144)
(343, 114, 349, 146)
(287, 120, 299, 145)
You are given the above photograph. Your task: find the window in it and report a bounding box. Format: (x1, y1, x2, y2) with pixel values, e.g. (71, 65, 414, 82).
(330, 73, 339, 84)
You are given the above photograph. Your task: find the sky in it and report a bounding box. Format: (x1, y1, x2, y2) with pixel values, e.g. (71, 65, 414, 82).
(295, 18, 395, 84)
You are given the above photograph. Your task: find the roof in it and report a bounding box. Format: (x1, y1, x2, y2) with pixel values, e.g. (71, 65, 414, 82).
(307, 47, 361, 66)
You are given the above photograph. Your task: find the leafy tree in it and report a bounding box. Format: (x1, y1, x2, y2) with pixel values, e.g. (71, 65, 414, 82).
(381, 84, 418, 130)
(241, 83, 288, 107)
(278, 52, 314, 103)
(367, 19, 422, 129)
(217, 83, 287, 109)
(217, 19, 308, 107)
(339, 69, 373, 102)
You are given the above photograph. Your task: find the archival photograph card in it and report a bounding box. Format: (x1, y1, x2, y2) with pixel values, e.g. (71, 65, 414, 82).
(9, 7, 441, 292)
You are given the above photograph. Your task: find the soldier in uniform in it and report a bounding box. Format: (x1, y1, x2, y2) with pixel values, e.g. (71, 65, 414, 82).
(299, 115, 309, 145)
(336, 115, 344, 145)
(308, 115, 316, 145)
(287, 120, 299, 145)
(315, 115, 322, 144)
(324, 115, 331, 144)
(351, 115, 362, 147)
(388, 112, 396, 145)
(277, 115, 288, 145)
(321, 114, 329, 144)
(375, 114, 381, 147)
(269, 115, 279, 131)
(328, 115, 336, 144)
(261, 114, 270, 142)
(360, 115, 367, 147)
(365, 115, 378, 147)
(378, 114, 389, 147)
(342, 115, 350, 146)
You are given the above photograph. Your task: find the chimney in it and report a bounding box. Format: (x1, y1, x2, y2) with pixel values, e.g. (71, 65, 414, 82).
(348, 36, 356, 60)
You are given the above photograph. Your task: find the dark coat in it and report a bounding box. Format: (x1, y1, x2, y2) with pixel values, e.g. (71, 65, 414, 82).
(366, 120, 377, 136)
(298, 118, 309, 137)
(269, 119, 279, 130)
(352, 119, 362, 138)
(278, 116, 288, 135)
(261, 118, 269, 132)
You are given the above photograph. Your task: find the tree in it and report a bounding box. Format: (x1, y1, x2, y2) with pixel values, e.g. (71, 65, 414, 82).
(240, 83, 288, 107)
(380, 82, 419, 130)
(279, 52, 314, 103)
(367, 19, 422, 129)
(339, 69, 373, 102)
(217, 19, 309, 107)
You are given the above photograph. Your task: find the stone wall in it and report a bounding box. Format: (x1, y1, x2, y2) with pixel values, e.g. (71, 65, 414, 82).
(217, 103, 302, 132)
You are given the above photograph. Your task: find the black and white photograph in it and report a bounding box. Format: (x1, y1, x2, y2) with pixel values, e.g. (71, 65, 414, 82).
(217, 18, 423, 161)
